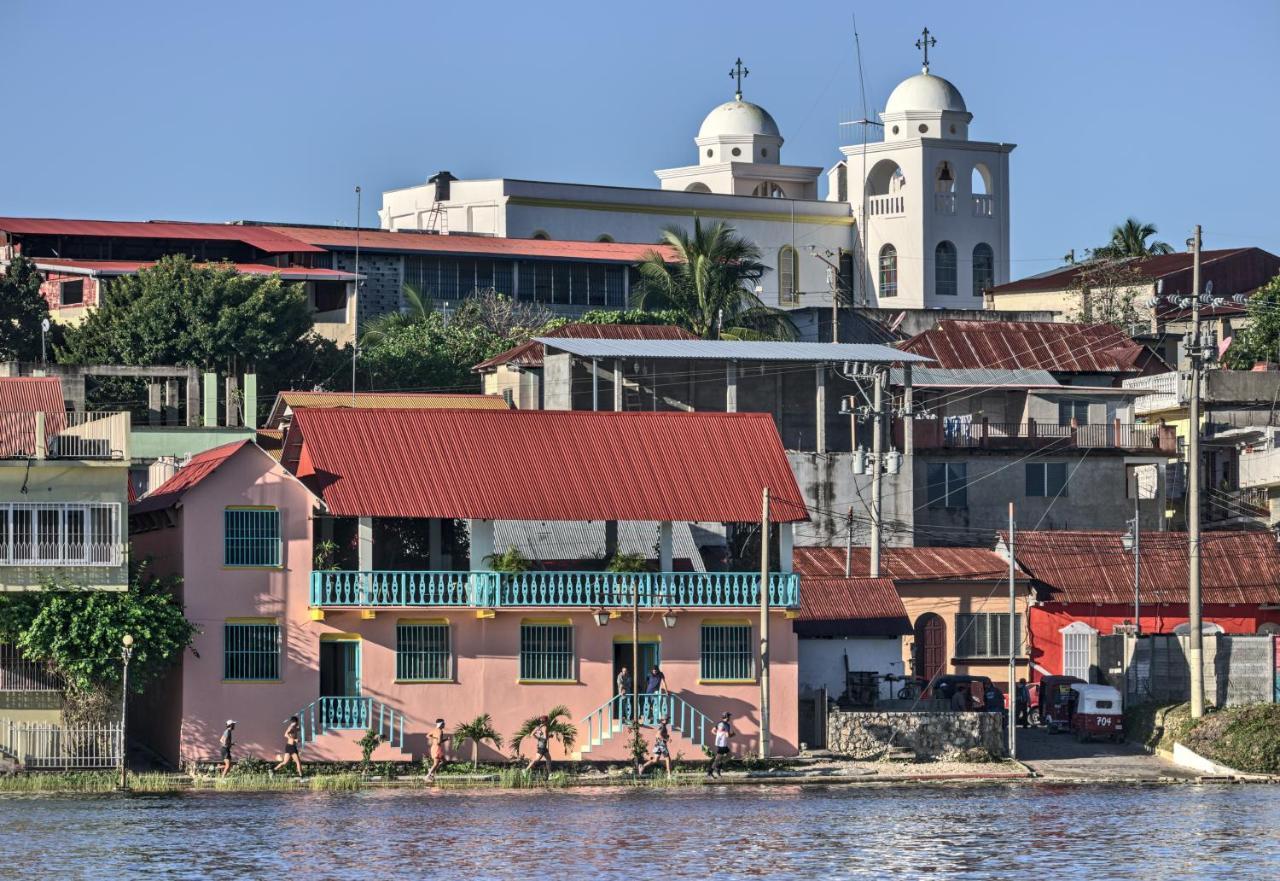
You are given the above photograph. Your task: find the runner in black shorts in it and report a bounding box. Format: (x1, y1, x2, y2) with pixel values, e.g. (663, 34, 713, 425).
(707, 712, 733, 779)
(219, 720, 236, 778)
(272, 716, 303, 778)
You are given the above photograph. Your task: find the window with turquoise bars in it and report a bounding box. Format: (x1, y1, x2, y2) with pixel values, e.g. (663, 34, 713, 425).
(223, 623, 281, 681)
(519, 623, 574, 681)
(700, 623, 754, 681)
(224, 508, 281, 567)
(396, 623, 451, 681)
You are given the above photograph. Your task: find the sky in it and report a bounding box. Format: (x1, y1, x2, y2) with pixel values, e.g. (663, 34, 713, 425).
(3, 0, 1278, 277)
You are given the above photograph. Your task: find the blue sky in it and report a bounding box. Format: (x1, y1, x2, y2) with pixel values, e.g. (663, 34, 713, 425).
(4, 1, 1277, 277)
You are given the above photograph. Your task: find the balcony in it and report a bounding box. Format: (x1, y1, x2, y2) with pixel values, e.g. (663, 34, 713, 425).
(910, 419, 1177, 455)
(934, 193, 956, 215)
(1239, 446, 1280, 489)
(972, 195, 994, 217)
(0, 502, 125, 568)
(1123, 372, 1185, 416)
(868, 194, 905, 218)
(310, 570, 801, 610)
(0, 411, 130, 461)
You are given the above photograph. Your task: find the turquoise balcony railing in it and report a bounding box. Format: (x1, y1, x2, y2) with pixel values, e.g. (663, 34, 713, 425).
(291, 696, 406, 749)
(310, 570, 799, 609)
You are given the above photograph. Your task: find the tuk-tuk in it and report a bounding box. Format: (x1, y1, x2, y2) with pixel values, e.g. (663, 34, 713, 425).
(1069, 684, 1124, 743)
(1039, 675, 1085, 733)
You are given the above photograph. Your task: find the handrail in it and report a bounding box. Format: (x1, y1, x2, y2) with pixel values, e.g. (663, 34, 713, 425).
(580, 693, 712, 752)
(292, 696, 405, 749)
(311, 570, 801, 609)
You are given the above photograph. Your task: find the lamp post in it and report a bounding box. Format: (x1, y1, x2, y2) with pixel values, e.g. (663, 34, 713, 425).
(118, 633, 134, 791)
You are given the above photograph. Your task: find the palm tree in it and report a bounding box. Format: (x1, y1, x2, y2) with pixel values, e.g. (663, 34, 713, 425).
(511, 704, 577, 758)
(632, 218, 796, 340)
(359, 282, 430, 348)
(1094, 218, 1174, 259)
(452, 714, 504, 769)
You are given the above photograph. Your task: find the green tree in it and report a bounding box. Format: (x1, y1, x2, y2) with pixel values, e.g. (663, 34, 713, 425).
(1067, 259, 1147, 328)
(452, 713, 504, 769)
(0, 559, 197, 695)
(1094, 217, 1174, 259)
(511, 705, 578, 758)
(632, 218, 795, 340)
(1224, 273, 1280, 368)
(0, 255, 57, 362)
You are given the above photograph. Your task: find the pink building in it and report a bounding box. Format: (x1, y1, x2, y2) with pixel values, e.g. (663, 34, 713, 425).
(130, 408, 806, 767)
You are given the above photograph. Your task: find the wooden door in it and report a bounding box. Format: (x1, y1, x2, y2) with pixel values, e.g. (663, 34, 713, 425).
(914, 614, 947, 687)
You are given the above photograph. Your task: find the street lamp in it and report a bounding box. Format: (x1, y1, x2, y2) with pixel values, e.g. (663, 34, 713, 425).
(591, 609, 610, 627)
(119, 633, 134, 791)
(661, 611, 678, 629)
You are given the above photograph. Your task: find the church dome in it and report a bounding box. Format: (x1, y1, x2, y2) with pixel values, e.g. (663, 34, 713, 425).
(698, 99, 781, 139)
(884, 72, 967, 115)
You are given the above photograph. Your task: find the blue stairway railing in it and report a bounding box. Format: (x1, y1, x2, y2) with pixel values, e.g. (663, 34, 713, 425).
(580, 693, 712, 754)
(291, 696, 406, 750)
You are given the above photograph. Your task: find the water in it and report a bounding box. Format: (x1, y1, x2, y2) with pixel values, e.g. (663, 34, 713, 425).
(1, 784, 1278, 880)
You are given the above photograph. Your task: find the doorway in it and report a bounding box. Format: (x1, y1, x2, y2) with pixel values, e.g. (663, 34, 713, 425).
(613, 639, 663, 722)
(913, 613, 947, 689)
(320, 639, 361, 698)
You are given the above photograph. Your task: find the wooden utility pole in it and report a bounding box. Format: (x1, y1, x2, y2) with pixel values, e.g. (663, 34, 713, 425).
(759, 486, 771, 758)
(632, 572, 640, 727)
(1188, 224, 1205, 719)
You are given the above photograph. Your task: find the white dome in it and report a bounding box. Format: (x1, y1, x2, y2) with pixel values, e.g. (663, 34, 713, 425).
(884, 73, 967, 115)
(698, 99, 781, 139)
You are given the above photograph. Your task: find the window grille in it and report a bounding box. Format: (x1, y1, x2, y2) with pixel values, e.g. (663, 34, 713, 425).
(700, 623, 754, 680)
(778, 246, 799, 306)
(0, 503, 121, 567)
(223, 623, 281, 681)
(0, 643, 61, 691)
(519, 623, 574, 681)
(396, 623, 451, 681)
(224, 508, 281, 567)
(1062, 627, 1093, 680)
(955, 613, 1022, 658)
(879, 245, 898, 297)
(972, 243, 995, 295)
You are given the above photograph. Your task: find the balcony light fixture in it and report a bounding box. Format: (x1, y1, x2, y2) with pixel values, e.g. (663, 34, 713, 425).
(662, 611, 678, 629)
(592, 610, 610, 627)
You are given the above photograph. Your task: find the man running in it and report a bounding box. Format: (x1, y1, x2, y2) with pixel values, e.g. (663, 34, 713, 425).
(219, 720, 236, 778)
(525, 715, 553, 775)
(271, 716, 303, 778)
(637, 716, 672, 778)
(707, 712, 733, 779)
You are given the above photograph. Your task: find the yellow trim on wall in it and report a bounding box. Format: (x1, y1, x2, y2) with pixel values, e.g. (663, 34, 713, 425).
(701, 618, 752, 628)
(521, 617, 573, 626)
(698, 678, 757, 685)
(320, 632, 362, 642)
(226, 616, 277, 625)
(398, 617, 450, 626)
(475, 609, 496, 620)
(359, 609, 377, 620)
(507, 196, 856, 227)
(225, 505, 277, 511)
(221, 679, 284, 684)
(518, 679, 580, 685)
(308, 609, 325, 622)
(612, 634, 662, 643)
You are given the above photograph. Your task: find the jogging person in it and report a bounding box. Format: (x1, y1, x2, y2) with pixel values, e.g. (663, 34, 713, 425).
(219, 720, 236, 778)
(426, 718, 448, 782)
(707, 712, 733, 779)
(271, 716, 303, 778)
(637, 716, 672, 778)
(525, 715, 553, 774)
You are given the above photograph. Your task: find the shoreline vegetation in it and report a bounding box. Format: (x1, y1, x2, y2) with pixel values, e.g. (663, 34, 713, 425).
(1126, 702, 1280, 775)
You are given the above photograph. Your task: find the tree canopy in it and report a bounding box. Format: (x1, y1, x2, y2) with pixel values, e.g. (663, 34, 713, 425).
(0, 255, 57, 362)
(1094, 218, 1174, 259)
(1223, 273, 1280, 368)
(631, 218, 795, 340)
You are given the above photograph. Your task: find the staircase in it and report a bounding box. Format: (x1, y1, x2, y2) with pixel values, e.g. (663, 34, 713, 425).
(292, 696, 407, 753)
(574, 694, 712, 761)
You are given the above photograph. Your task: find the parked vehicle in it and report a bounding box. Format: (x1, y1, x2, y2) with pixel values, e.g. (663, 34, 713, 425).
(933, 675, 1005, 712)
(1039, 675, 1086, 733)
(1069, 684, 1124, 743)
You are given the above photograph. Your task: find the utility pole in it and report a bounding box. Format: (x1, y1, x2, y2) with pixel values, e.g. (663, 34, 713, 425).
(1131, 494, 1142, 635)
(1188, 224, 1205, 719)
(632, 570, 640, 729)
(759, 486, 771, 758)
(869, 369, 885, 577)
(1007, 505, 1017, 760)
(352, 186, 362, 406)
(844, 506, 853, 578)
(808, 248, 843, 343)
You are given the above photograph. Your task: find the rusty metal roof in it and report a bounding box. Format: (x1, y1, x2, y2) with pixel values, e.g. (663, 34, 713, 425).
(793, 576, 912, 637)
(32, 258, 359, 281)
(0, 378, 65, 457)
(988, 249, 1258, 295)
(1007, 530, 1280, 605)
(794, 545, 1018, 582)
(538, 339, 931, 363)
(265, 390, 509, 428)
(285, 408, 808, 522)
(474, 323, 699, 372)
(0, 217, 324, 254)
(130, 440, 251, 514)
(900, 320, 1155, 375)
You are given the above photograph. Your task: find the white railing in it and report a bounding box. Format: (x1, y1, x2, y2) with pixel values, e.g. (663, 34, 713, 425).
(934, 192, 956, 215)
(0, 644, 60, 692)
(0, 721, 122, 769)
(1239, 445, 1280, 489)
(1122, 372, 1185, 415)
(0, 411, 130, 460)
(972, 195, 994, 217)
(0, 502, 124, 567)
(868, 194, 905, 217)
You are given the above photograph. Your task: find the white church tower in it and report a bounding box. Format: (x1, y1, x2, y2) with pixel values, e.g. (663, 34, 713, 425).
(831, 29, 1015, 308)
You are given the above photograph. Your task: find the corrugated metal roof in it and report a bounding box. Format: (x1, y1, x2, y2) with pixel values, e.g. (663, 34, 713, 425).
(1007, 530, 1280, 605)
(32, 258, 359, 281)
(286, 408, 808, 522)
(537, 339, 931, 363)
(0, 377, 65, 457)
(255, 429, 284, 460)
(130, 440, 250, 514)
(989, 250, 1252, 295)
(474, 323, 699, 371)
(266, 226, 679, 263)
(890, 366, 1060, 388)
(494, 520, 705, 572)
(266, 391, 509, 428)
(0, 217, 324, 254)
(794, 545, 1018, 582)
(793, 576, 912, 637)
(900, 320, 1152, 374)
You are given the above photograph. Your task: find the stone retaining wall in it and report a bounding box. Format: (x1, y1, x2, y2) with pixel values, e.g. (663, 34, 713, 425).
(826, 710, 1006, 760)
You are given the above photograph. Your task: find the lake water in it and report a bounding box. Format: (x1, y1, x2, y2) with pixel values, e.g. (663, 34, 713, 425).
(1, 784, 1277, 880)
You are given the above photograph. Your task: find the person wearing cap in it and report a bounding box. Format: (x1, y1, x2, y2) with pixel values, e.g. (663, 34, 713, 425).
(707, 712, 733, 779)
(219, 720, 236, 778)
(426, 719, 448, 782)
(637, 715, 672, 778)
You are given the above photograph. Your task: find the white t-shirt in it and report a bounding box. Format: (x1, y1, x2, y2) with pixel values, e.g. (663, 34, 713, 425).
(715, 723, 730, 748)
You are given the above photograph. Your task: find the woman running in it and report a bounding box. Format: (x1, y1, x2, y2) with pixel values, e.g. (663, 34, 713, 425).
(525, 715, 552, 774)
(271, 716, 304, 778)
(426, 718, 448, 782)
(637, 716, 672, 778)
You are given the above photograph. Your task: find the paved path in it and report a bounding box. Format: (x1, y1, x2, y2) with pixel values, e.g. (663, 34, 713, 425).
(1015, 726, 1197, 780)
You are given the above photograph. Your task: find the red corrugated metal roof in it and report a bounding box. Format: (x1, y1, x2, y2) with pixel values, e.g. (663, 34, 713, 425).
(32, 258, 358, 280)
(0, 377, 65, 457)
(796, 576, 907, 621)
(265, 390, 509, 428)
(474, 323, 699, 371)
(285, 408, 807, 522)
(900, 320, 1153, 374)
(1007, 530, 1280, 605)
(267, 226, 679, 262)
(794, 545, 1017, 582)
(0, 217, 324, 254)
(130, 440, 250, 514)
(988, 250, 1253, 295)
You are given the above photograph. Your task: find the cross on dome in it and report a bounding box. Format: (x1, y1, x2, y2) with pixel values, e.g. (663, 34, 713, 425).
(916, 27, 937, 73)
(729, 58, 749, 100)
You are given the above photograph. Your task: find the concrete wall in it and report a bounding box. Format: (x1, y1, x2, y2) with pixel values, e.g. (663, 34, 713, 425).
(798, 636, 904, 696)
(789, 452, 913, 548)
(1100, 632, 1277, 708)
(329, 251, 402, 321)
(826, 708, 1006, 759)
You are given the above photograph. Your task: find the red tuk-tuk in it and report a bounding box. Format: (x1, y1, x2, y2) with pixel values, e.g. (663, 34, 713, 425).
(1038, 675, 1085, 733)
(1069, 684, 1124, 743)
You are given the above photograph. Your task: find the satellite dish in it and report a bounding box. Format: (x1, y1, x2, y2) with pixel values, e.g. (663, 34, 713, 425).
(41, 318, 50, 332)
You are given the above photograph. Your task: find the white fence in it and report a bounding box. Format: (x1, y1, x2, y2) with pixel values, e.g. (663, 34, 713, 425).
(0, 721, 122, 769)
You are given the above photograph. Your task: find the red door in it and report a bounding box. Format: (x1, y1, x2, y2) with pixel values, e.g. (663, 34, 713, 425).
(914, 613, 947, 688)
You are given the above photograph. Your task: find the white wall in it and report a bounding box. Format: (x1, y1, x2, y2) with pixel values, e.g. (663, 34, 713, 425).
(798, 636, 904, 696)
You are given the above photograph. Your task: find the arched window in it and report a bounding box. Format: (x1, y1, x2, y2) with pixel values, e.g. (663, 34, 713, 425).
(878, 244, 898, 298)
(972, 243, 995, 296)
(753, 181, 787, 198)
(934, 240, 957, 296)
(778, 245, 799, 305)
(595, 234, 614, 243)
(1060, 621, 1098, 680)
(684, 182, 712, 193)
(530, 230, 551, 240)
